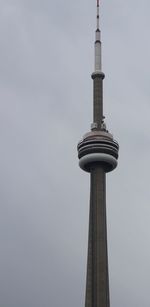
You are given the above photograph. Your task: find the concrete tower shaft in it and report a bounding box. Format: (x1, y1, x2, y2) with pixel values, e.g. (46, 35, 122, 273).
(77, 1, 119, 307)
(85, 167, 110, 307)
(92, 72, 105, 130)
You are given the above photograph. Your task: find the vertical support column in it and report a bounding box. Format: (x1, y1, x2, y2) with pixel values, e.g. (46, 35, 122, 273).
(92, 74, 105, 130)
(85, 166, 110, 307)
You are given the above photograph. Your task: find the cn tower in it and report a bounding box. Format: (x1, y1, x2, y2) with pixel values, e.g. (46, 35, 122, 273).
(77, 1, 119, 306)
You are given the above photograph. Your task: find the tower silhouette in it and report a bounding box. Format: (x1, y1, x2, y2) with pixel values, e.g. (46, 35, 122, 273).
(77, 1, 119, 306)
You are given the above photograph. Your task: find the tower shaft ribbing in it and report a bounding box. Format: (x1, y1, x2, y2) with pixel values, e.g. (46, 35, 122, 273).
(85, 167, 110, 307)
(93, 76, 104, 129)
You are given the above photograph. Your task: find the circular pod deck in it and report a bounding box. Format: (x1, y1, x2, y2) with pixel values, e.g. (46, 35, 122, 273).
(77, 131, 119, 173)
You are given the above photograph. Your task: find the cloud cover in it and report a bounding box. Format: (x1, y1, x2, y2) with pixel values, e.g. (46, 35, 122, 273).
(0, 0, 150, 306)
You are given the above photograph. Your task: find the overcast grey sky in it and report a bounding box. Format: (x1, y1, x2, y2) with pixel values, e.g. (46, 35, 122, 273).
(0, 0, 150, 306)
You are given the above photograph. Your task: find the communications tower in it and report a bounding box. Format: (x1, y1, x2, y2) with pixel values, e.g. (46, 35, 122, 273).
(77, 1, 119, 306)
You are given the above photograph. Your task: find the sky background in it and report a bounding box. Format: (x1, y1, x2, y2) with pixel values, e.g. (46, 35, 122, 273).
(0, 0, 150, 306)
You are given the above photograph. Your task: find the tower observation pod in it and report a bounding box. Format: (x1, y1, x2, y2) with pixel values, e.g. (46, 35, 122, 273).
(77, 1, 119, 307)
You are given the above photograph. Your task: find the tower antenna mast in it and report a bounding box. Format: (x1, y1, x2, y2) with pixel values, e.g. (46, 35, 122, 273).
(97, 0, 100, 29)
(95, 0, 102, 72)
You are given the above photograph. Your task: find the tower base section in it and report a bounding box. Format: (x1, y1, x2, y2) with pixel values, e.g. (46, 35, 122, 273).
(85, 167, 110, 307)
